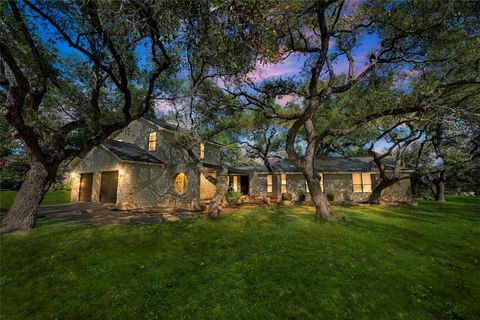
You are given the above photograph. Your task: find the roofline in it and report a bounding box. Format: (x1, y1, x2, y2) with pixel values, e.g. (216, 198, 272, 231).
(229, 170, 412, 174)
(119, 159, 165, 167)
(142, 118, 176, 132)
(101, 143, 164, 166)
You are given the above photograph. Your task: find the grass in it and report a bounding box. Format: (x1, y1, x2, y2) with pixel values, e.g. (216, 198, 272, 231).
(0, 190, 71, 209)
(1, 196, 479, 319)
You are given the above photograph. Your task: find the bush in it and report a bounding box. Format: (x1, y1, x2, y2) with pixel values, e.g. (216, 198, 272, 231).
(51, 182, 72, 191)
(297, 190, 306, 203)
(326, 192, 335, 202)
(282, 192, 293, 201)
(0, 155, 29, 188)
(225, 187, 242, 206)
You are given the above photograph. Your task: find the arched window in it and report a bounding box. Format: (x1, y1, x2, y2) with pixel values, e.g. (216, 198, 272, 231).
(174, 172, 188, 194)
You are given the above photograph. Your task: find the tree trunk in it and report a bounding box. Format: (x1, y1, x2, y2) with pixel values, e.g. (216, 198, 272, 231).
(367, 179, 398, 204)
(434, 177, 446, 202)
(433, 169, 446, 202)
(208, 167, 228, 219)
(1, 161, 58, 233)
(304, 171, 338, 219)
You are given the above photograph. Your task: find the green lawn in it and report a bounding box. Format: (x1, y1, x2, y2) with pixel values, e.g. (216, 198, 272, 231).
(1, 196, 479, 319)
(0, 190, 71, 209)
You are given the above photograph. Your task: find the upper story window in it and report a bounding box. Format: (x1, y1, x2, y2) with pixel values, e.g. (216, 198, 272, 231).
(148, 132, 157, 151)
(352, 173, 372, 192)
(200, 143, 205, 160)
(267, 174, 273, 193)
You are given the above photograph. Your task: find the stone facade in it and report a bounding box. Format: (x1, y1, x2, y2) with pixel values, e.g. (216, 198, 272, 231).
(70, 118, 412, 210)
(69, 119, 219, 211)
(229, 171, 412, 204)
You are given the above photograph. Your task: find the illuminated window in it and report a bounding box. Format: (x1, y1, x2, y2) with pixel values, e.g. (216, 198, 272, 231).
(148, 132, 157, 151)
(200, 143, 205, 160)
(281, 174, 287, 194)
(174, 172, 188, 194)
(233, 176, 238, 191)
(352, 173, 372, 192)
(267, 175, 273, 193)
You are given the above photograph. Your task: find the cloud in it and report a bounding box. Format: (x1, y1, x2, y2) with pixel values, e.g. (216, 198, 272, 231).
(154, 99, 176, 113)
(247, 54, 305, 81)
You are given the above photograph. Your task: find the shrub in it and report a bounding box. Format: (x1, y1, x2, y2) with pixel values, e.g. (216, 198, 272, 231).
(282, 192, 293, 201)
(225, 187, 242, 206)
(52, 182, 72, 191)
(326, 192, 335, 202)
(297, 190, 306, 203)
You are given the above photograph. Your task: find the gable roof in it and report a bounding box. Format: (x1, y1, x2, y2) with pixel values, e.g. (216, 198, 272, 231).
(228, 157, 400, 174)
(103, 140, 164, 164)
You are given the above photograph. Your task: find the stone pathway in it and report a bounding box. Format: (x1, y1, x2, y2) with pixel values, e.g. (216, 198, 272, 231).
(32, 202, 200, 225)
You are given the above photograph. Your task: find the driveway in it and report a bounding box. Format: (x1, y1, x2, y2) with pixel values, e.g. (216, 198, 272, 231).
(34, 202, 200, 225)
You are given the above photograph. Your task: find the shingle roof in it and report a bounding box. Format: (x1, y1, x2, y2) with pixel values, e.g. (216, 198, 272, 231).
(228, 157, 398, 174)
(103, 140, 163, 164)
(148, 118, 180, 131)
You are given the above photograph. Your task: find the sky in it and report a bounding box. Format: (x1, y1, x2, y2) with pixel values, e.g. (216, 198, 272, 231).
(33, 2, 397, 153)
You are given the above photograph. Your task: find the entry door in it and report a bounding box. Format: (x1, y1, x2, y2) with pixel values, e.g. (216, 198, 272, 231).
(100, 171, 119, 204)
(240, 175, 249, 195)
(79, 173, 94, 202)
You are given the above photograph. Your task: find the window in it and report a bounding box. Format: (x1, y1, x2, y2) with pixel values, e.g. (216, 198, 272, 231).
(267, 175, 273, 193)
(352, 173, 372, 192)
(200, 143, 205, 160)
(174, 172, 188, 194)
(233, 176, 238, 191)
(148, 132, 157, 151)
(281, 174, 287, 194)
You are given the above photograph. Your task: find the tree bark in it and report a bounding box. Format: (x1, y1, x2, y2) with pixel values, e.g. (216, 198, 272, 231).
(1, 160, 58, 233)
(367, 179, 398, 204)
(207, 167, 228, 219)
(304, 171, 337, 219)
(434, 170, 446, 202)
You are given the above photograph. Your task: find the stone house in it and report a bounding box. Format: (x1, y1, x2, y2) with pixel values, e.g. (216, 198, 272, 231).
(69, 118, 412, 210)
(227, 157, 413, 204)
(69, 118, 221, 211)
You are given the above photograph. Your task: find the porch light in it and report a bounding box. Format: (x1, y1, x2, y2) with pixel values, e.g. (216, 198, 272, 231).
(119, 169, 125, 176)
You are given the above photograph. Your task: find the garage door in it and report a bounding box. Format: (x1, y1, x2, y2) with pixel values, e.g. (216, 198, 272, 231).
(100, 171, 119, 204)
(79, 173, 93, 202)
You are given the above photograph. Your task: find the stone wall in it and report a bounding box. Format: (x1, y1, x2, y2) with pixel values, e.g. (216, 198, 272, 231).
(381, 179, 413, 203)
(118, 162, 200, 210)
(204, 143, 221, 164)
(70, 145, 201, 210)
(70, 146, 122, 203)
(114, 119, 220, 165)
(286, 173, 308, 200)
(248, 171, 412, 204)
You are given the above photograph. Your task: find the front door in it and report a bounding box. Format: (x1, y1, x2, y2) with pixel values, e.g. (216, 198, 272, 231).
(79, 173, 93, 202)
(100, 171, 119, 204)
(240, 175, 249, 195)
